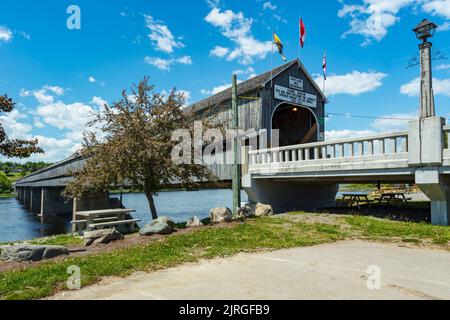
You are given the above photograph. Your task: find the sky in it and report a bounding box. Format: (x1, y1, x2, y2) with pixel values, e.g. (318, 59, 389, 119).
(1, 0, 450, 163)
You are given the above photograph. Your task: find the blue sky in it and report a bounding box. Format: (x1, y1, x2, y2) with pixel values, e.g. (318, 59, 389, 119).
(1, 0, 450, 162)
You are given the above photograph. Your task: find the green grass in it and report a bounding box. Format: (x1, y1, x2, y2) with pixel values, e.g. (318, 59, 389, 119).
(0, 193, 15, 198)
(0, 217, 342, 300)
(1, 213, 449, 300)
(344, 215, 450, 245)
(1, 234, 83, 247)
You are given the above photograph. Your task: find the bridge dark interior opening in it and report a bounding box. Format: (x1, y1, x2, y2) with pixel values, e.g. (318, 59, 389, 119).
(272, 104, 317, 147)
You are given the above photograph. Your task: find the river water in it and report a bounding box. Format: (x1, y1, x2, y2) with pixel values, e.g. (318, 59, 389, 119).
(0, 189, 248, 243)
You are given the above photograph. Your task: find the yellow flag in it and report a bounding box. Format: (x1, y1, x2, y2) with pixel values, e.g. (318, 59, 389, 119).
(273, 33, 286, 61)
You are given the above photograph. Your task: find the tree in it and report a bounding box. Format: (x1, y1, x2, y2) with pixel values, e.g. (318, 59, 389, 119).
(0, 94, 43, 158)
(64, 78, 217, 220)
(0, 171, 12, 193)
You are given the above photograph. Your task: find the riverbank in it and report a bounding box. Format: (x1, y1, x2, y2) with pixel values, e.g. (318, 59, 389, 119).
(0, 211, 449, 300)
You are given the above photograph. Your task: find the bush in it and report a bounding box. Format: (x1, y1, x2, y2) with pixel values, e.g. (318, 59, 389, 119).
(0, 171, 12, 193)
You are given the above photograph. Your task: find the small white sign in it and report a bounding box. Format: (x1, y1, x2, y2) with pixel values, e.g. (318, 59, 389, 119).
(289, 76, 303, 91)
(274, 84, 317, 109)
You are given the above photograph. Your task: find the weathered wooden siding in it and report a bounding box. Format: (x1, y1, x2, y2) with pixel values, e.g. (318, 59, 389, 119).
(197, 93, 261, 132)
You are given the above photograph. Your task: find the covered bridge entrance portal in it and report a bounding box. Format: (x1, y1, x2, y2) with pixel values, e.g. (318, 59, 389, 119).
(272, 103, 318, 147)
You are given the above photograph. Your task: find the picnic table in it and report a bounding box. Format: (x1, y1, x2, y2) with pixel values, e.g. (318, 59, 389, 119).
(376, 192, 411, 206)
(339, 193, 372, 209)
(72, 208, 140, 232)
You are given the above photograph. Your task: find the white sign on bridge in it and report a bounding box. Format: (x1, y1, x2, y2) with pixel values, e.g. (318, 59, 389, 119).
(274, 84, 317, 109)
(289, 76, 304, 90)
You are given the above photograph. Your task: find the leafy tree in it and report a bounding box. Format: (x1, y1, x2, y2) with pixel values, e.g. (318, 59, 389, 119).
(0, 94, 43, 158)
(0, 171, 12, 193)
(64, 78, 217, 219)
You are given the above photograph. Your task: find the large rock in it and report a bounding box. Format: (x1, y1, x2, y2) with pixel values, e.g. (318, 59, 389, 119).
(255, 203, 274, 217)
(210, 207, 233, 223)
(237, 206, 255, 218)
(83, 228, 124, 247)
(139, 216, 175, 236)
(186, 216, 203, 228)
(0, 244, 68, 262)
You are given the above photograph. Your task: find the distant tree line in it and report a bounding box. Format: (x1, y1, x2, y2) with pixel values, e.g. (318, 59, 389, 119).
(0, 161, 53, 176)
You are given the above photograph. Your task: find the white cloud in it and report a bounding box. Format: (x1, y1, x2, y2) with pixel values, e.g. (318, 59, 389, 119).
(25, 135, 80, 163)
(144, 15, 184, 53)
(438, 21, 450, 31)
(0, 109, 32, 139)
(205, 7, 272, 65)
(400, 77, 450, 97)
(436, 63, 450, 70)
(144, 55, 192, 71)
(0, 25, 13, 42)
(91, 96, 108, 109)
(179, 90, 191, 107)
(36, 102, 95, 131)
(33, 117, 45, 128)
(20, 85, 64, 105)
(210, 45, 230, 58)
(338, 0, 417, 46)
(263, 1, 277, 11)
(326, 111, 416, 141)
(88, 76, 96, 83)
(233, 66, 255, 75)
(370, 112, 416, 132)
(422, 0, 450, 19)
(201, 80, 243, 95)
(325, 129, 376, 141)
(273, 14, 287, 24)
(314, 71, 387, 95)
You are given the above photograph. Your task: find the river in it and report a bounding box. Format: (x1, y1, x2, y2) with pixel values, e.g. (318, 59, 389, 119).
(0, 189, 248, 243)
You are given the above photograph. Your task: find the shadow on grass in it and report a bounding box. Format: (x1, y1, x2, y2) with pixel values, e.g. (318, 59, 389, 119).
(314, 201, 431, 224)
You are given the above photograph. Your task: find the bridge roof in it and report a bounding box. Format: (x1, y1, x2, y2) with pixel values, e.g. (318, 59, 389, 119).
(188, 59, 326, 113)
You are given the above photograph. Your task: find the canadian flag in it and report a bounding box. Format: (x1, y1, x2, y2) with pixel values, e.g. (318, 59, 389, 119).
(300, 18, 306, 48)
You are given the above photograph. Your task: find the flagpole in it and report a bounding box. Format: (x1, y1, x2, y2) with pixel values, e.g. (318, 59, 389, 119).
(271, 27, 274, 89)
(298, 15, 300, 61)
(322, 49, 326, 95)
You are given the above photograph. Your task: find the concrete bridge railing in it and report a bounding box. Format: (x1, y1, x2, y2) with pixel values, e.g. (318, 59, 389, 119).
(244, 117, 450, 226)
(248, 131, 409, 165)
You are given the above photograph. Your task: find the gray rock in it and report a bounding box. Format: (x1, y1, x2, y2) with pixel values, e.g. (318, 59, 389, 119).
(237, 206, 255, 218)
(0, 244, 68, 262)
(83, 228, 124, 247)
(139, 216, 175, 236)
(210, 207, 233, 223)
(255, 203, 274, 217)
(186, 216, 203, 228)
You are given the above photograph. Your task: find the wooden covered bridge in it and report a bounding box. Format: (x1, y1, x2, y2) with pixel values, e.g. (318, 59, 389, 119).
(14, 59, 450, 226)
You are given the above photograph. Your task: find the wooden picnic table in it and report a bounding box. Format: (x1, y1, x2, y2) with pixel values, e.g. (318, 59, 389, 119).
(74, 208, 137, 231)
(339, 193, 372, 209)
(377, 192, 411, 206)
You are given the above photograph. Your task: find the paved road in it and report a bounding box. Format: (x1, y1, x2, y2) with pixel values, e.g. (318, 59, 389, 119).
(50, 241, 450, 300)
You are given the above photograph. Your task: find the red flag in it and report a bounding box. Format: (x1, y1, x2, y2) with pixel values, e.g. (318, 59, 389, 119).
(300, 18, 306, 48)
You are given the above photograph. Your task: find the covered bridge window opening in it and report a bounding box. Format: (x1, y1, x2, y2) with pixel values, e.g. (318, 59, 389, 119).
(272, 103, 318, 147)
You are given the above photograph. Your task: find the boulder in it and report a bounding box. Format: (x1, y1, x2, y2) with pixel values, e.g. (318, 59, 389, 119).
(237, 206, 254, 218)
(210, 207, 233, 223)
(186, 216, 204, 228)
(255, 203, 274, 217)
(83, 228, 124, 247)
(139, 216, 175, 236)
(0, 244, 68, 262)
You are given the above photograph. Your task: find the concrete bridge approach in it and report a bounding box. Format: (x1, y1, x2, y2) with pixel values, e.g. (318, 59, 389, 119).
(242, 116, 450, 226)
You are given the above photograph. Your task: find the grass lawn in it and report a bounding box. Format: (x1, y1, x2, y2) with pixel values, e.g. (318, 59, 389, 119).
(0, 213, 449, 300)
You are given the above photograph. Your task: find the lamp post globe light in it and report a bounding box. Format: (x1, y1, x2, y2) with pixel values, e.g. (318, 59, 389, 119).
(413, 19, 438, 118)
